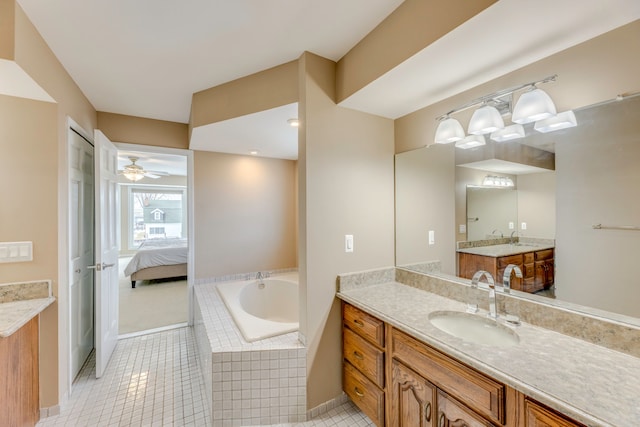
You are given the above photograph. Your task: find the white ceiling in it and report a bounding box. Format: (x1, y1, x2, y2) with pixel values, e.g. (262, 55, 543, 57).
(457, 159, 552, 176)
(13, 0, 640, 162)
(16, 0, 404, 124)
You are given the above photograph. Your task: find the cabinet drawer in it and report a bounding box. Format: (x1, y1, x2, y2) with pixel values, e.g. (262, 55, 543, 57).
(523, 263, 535, 279)
(497, 254, 522, 268)
(437, 390, 493, 427)
(535, 249, 554, 261)
(392, 329, 505, 425)
(343, 303, 385, 347)
(523, 252, 534, 264)
(344, 361, 385, 427)
(524, 399, 586, 427)
(343, 327, 385, 387)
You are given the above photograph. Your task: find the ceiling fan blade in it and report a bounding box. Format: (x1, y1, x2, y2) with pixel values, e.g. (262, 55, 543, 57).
(145, 170, 169, 176)
(144, 173, 161, 179)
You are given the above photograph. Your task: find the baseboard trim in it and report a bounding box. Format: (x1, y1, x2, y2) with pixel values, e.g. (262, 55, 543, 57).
(40, 404, 60, 419)
(307, 392, 349, 419)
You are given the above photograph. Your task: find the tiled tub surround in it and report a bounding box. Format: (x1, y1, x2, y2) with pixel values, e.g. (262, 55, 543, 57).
(337, 268, 640, 427)
(0, 280, 55, 337)
(193, 272, 307, 426)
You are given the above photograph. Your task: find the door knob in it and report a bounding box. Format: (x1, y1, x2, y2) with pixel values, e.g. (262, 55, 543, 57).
(87, 262, 115, 271)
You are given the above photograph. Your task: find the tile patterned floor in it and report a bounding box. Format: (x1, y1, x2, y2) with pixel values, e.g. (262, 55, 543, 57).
(37, 327, 373, 427)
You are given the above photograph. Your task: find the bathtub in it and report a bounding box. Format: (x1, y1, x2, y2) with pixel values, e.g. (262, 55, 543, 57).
(216, 275, 299, 342)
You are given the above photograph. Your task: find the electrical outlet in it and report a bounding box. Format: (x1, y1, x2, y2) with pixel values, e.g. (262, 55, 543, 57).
(521, 222, 527, 230)
(508, 222, 514, 230)
(459, 224, 466, 234)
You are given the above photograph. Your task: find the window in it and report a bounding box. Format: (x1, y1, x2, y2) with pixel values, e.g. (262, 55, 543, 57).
(128, 186, 186, 248)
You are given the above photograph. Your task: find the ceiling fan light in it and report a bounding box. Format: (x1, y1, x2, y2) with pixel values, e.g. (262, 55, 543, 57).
(468, 105, 504, 135)
(123, 170, 144, 181)
(512, 88, 557, 124)
(534, 110, 577, 133)
(455, 134, 486, 149)
(434, 117, 465, 144)
(490, 124, 525, 142)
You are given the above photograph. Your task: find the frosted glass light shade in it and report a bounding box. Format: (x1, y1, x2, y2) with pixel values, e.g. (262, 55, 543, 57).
(434, 117, 465, 144)
(534, 110, 577, 133)
(512, 88, 557, 124)
(468, 105, 505, 135)
(455, 134, 486, 149)
(490, 124, 525, 142)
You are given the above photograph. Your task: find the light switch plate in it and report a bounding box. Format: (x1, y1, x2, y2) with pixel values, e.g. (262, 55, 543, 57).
(459, 224, 466, 234)
(428, 230, 435, 245)
(0, 241, 33, 263)
(345, 235, 354, 253)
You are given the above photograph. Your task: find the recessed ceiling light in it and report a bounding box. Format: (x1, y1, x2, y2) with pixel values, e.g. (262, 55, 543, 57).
(249, 150, 259, 156)
(287, 118, 299, 127)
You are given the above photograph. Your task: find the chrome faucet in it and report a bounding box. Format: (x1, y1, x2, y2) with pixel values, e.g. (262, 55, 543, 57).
(502, 264, 523, 293)
(509, 230, 518, 245)
(469, 270, 498, 318)
(491, 229, 504, 238)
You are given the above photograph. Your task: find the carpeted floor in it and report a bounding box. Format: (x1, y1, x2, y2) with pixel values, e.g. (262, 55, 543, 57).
(118, 257, 188, 335)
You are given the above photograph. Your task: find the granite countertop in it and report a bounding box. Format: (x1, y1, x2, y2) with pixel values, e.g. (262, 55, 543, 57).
(457, 243, 555, 257)
(337, 282, 640, 427)
(0, 280, 55, 337)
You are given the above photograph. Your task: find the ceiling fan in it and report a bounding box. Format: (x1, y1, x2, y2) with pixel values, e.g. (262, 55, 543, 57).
(119, 157, 169, 181)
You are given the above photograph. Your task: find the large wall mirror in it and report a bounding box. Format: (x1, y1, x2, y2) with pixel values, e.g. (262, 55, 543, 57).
(395, 94, 640, 321)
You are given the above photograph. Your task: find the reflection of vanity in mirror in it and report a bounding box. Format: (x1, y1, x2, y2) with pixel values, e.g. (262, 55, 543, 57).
(396, 94, 640, 319)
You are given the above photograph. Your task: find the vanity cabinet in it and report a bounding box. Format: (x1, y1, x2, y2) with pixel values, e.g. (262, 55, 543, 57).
(343, 303, 386, 426)
(342, 302, 586, 427)
(458, 248, 554, 294)
(0, 316, 40, 427)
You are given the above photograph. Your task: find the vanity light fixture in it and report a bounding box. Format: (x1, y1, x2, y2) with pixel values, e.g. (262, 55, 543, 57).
(433, 75, 575, 146)
(287, 118, 300, 127)
(511, 87, 557, 124)
(482, 175, 514, 187)
(490, 124, 525, 142)
(533, 110, 577, 133)
(468, 105, 504, 135)
(455, 135, 486, 149)
(434, 116, 465, 144)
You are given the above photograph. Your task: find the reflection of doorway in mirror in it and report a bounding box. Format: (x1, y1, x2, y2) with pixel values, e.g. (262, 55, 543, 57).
(466, 186, 518, 241)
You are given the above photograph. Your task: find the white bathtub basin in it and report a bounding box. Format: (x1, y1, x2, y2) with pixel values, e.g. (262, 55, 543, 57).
(216, 274, 299, 342)
(429, 310, 519, 347)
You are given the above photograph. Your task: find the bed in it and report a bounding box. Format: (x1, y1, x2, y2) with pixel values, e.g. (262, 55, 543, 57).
(124, 238, 188, 288)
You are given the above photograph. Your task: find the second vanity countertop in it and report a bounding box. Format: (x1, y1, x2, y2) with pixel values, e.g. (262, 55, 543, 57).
(457, 243, 555, 257)
(0, 297, 55, 337)
(337, 282, 640, 427)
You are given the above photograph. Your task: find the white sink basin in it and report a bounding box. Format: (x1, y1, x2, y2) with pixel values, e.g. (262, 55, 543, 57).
(429, 311, 520, 347)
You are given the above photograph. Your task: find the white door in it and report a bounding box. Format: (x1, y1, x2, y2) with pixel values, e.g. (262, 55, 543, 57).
(93, 130, 120, 378)
(69, 129, 95, 380)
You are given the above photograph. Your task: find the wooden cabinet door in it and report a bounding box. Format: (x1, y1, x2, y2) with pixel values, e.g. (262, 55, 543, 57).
(391, 360, 436, 427)
(436, 390, 493, 427)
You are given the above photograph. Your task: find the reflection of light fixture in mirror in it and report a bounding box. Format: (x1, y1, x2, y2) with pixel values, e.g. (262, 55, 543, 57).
(455, 135, 486, 149)
(434, 117, 465, 144)
(534, 110, 577, 133)
(287, 118, 300, 127)
(468, 105, 504, 135)
(490, 124, 525, 142)
(482, 175, 514, 187)
(511, 87, 557, 124)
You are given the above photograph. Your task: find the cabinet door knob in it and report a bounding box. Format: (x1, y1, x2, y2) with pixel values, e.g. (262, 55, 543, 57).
(353, 351, 364, 360)
(424, 401, 431, 422)
(354, 387, 364, 398)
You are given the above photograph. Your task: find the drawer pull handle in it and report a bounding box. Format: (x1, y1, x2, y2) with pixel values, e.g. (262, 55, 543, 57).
(354, 387, 364, 397)
(353, 351, 364, 360)
(424, 401, 431, 422)
(353, 319, 365, 327)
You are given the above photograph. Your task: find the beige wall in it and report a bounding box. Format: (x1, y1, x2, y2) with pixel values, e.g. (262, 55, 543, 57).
(193, 151, 297, 279)
(517, 172, 555, 240)
(98, 112, 188, 149)
(298, 52, 395, 408)
(2, 1, 98, 410)
(336, 0, 497, 103)
(395, 146, 455, 274)
(190, 60, 298, 131)
(0, 94, 59, 408)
